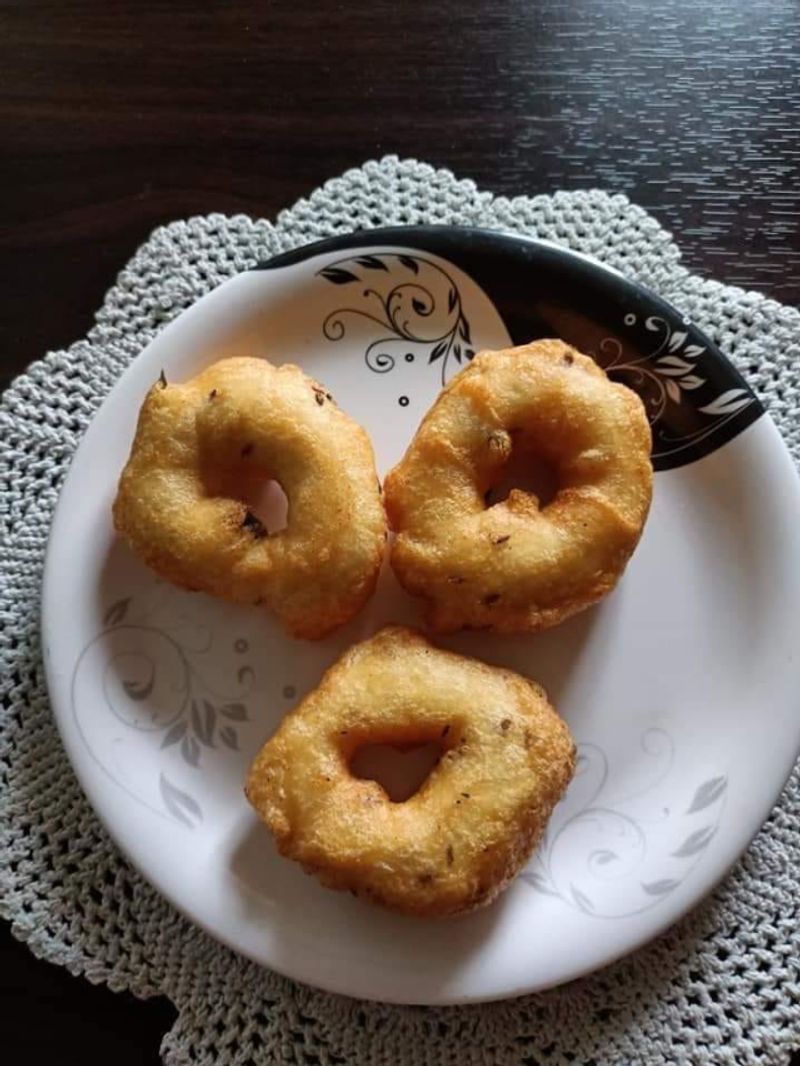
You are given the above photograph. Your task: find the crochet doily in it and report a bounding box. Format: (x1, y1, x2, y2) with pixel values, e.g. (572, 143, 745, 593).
(2, 157, 799, 1066)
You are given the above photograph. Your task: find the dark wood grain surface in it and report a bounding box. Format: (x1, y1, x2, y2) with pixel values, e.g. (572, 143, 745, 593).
(2, 1, 798, 1062)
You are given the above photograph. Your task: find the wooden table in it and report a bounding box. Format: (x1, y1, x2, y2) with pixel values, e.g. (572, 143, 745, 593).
(2, 1, 798, 1061)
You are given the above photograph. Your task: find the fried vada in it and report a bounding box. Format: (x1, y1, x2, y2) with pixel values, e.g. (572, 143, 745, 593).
(113, 356, 386, 639)
(245, 626, 576, 916)
(383, 340, 652, 633)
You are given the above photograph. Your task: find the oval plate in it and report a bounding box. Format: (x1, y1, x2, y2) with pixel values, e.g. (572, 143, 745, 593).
(42, 226, 800, 1004)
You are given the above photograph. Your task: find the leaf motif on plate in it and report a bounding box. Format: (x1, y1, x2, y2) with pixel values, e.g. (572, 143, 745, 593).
(570, 884, 595, 913)
(191, 699, 216, 747)
(397, 254, 419, 274)
(190, 699, 202, 738)
(668, 329, 688, 352)
(181, 735, 201, 768)
(354, 255, 388, 271)
(161, 720, 187, 749)
(104, 598, 130, 627)
(318, 266, 359, 285)
(672, 825, 716, 858)
(657, 355, 693, 374)
(221, 702, 248, 721)
(699, 389, 751, 416)
(220, 725, 239, 751)
(686, 775, 727, 814)
(521, 871, 558, 896)
(428, 340, 448, 364)
(641, 878, 680, 896)
(159, 774, 202, 827)
(679, 374, 705, 390)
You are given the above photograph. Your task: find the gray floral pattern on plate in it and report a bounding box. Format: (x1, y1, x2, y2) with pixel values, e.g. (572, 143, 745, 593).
(523, 728, 727, 918)
(71, 586, 257, 828)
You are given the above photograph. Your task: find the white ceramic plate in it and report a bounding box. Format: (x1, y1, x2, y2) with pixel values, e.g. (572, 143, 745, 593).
(42, 227, 800, 1004)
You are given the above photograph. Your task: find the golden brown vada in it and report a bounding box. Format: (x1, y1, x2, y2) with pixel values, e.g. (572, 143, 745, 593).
(113, 357, 386, 639)
(383, 340, 652, 633)
(245, 626, 576, 917)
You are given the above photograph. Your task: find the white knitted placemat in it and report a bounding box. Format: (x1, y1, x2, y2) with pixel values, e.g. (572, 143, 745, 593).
(2, 157, 799, 1066)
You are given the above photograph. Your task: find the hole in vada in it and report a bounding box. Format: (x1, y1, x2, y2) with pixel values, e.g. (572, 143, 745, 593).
(484, 444, 560, 510)
(198, 424, 290, 534)
(245, 478, 289, 534)
(349, 739, 444, 803)
(203, 459, 290, 535)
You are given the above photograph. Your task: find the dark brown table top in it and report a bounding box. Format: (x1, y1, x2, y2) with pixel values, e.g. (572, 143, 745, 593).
(2, 1, 798, 1062)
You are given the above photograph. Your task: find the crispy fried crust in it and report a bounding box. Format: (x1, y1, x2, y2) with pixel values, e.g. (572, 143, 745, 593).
(383, 340, 653, 632)
(113, 357, 386, 639)
(245, 626, 576, 916)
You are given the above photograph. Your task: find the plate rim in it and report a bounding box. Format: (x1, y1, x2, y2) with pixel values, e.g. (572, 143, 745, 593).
(257, 225, 763, 471)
